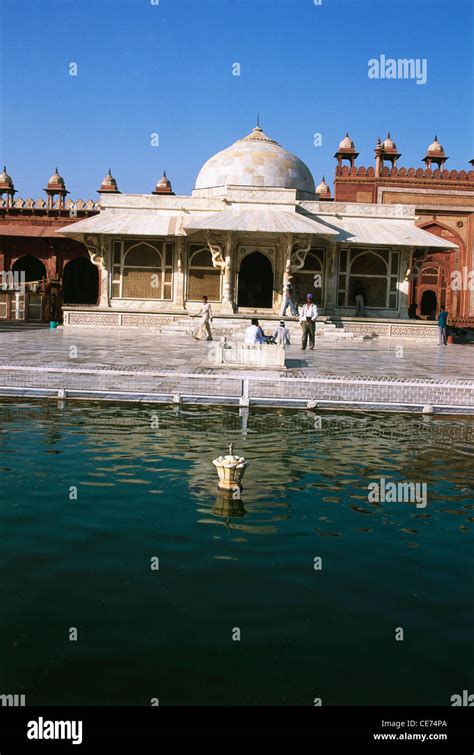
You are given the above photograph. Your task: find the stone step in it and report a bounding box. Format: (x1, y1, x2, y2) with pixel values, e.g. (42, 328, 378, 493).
(159, 319, 364, 343)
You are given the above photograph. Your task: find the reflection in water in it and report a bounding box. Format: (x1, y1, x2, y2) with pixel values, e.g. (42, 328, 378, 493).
(212, 492, 247, 519)
(0, 399, 473, 706)
(0, 400, 473, 536)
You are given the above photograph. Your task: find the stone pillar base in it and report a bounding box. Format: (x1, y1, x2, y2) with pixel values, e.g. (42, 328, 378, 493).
(220, 300, 235, 314)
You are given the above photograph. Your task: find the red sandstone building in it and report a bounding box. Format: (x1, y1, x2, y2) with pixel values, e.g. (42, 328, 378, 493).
(0, 167, 100, 321)
(0, 167, 175, 322)
(332, 134, 474, 326)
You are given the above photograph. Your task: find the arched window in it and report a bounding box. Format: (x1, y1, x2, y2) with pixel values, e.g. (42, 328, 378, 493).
(350, 251, 387, 276)
(420, 266, 441, 285)
(293, 249, 324, 305)
(112, 240, 173, 300)
(337, 248, 400, 309)
(187, 244, 221, 301)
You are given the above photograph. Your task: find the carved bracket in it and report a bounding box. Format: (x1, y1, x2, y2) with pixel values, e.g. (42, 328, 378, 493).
(405, 250, 433, 281)
(85, 235, 104, 268)
(290, 238, 312, 272)
(207, 238, 226, 271)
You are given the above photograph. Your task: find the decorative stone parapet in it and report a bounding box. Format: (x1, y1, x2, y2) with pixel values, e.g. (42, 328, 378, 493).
(335, 165, 474, 182)
(0, 366, 472, 413)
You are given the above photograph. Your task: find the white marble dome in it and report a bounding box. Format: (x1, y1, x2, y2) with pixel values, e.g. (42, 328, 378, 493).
(195, 126, 316, 193)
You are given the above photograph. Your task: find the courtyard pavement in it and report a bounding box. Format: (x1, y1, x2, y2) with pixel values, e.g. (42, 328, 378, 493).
(0, 323, 473, 381)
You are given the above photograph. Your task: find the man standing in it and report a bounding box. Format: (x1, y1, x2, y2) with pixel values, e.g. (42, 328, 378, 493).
(193, 295, 213, 341)
(281, 275, 298, 316)
(438, 305, 448, 345)
(299, 293, 318, 350)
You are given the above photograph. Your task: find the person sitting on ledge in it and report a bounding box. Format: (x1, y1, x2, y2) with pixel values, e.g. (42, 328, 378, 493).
(272, 320, 291, 347)
(408, 304, 422, 320)
(244, 318, 267, 345)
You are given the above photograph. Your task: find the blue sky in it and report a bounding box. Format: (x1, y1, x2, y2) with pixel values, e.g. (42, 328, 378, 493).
(1, 0, 472, 199)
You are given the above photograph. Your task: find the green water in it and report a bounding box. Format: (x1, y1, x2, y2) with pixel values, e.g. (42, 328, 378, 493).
(0, 401, 472, 706)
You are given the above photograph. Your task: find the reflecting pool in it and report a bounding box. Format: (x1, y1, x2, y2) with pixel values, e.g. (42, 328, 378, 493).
(0, 400, 473, 705)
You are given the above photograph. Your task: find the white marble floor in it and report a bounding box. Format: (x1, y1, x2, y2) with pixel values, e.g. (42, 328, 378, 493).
(0, 324, 472, 381)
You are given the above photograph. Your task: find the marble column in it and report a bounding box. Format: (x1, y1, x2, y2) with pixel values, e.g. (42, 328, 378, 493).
(221, 233, 235, 314)
(323, 241, 338, 315)
(98, 238, 111, 308)
(278, 234, 293, 313)
(398, 247, 411, 319)
(283, 234, 293, 287)
(174, 237, 186, 310)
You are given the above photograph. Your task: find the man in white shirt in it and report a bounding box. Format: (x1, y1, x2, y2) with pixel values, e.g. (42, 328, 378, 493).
(273, 320, 291, 347)
(193, 295, 213, 341)
(299, 293, 318, 350)
(244, 318, 266, 344)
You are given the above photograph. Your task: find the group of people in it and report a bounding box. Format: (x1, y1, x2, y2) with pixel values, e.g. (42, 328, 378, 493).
(192, 292, 319, 350)
(192, 293, 451, 349)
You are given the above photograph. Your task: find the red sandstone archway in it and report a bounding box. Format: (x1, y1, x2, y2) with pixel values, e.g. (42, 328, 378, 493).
(413, 221, 463, 318)
(11, 255, 46, 283)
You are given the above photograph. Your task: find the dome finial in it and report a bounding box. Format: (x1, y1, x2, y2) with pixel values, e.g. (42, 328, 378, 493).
(316, 175, 331, 198)
(257, 111, 260, 128)
(153, 170, 174, 195)
(98, 168, 119, 193)
(0, 165, 14, 193)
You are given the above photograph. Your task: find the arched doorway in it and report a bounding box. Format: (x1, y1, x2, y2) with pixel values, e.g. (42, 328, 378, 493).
(237, 252, 273, 308)
(12, 255, 46, 282)
(421, 289, 437, 319)
(412, 262, 447, 319)
(63, 257, 99, 304)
